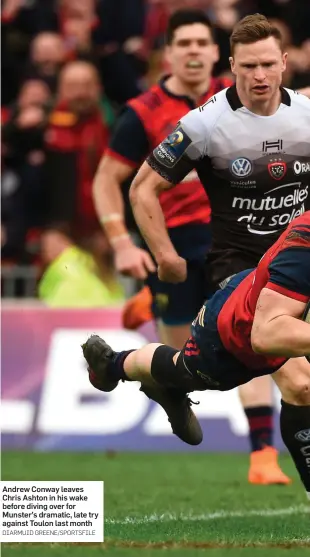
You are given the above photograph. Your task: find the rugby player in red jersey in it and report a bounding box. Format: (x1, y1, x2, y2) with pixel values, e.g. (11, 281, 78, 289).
(92, 9, 292, 484)
(92, 9, 225, 351)
(83, 211, 310, 498)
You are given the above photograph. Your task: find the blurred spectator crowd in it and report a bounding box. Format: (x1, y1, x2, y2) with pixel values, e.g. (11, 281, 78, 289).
(1, 0, 310, 303)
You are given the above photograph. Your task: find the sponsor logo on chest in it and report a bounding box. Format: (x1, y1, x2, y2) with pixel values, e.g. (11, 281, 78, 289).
(293, 160, 310, 175)
(230, 158, 252, 178)
(231, 182, 308, 235)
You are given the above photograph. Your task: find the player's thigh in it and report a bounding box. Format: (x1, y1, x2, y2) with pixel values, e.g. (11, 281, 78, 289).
(272, 357, 310, 405)
(157, 321, 191, 350)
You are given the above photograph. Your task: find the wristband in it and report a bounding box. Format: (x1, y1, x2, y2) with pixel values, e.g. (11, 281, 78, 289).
(100, 213, 123, 224)
(110, 233, 131, 245)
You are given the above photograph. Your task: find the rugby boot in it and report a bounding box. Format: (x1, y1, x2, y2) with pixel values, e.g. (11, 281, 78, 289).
(82, 335, 119, 392)
(248, 446, 292, 485)
(140, 384, 203, 445)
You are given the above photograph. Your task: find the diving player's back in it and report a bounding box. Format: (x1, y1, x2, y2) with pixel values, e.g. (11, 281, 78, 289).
(217, 212, 310, 369)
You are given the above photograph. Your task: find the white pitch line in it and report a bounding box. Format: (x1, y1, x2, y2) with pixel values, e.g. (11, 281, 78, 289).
(106, 504, 310, 525)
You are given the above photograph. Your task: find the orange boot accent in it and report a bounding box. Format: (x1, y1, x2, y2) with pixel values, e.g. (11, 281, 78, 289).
(122, 286, 153, 330)
(248, 447, 292, 485)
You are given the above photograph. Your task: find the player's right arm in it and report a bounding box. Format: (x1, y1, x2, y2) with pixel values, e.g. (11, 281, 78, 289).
(130, 160, 188, 283)
(130, 109, 207, 283)
(92, 108, 156, 279)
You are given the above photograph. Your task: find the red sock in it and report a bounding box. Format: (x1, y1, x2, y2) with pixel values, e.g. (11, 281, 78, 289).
(244, 406, 273, 452)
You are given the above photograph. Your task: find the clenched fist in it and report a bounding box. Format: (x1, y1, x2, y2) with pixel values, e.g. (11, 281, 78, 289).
(157, 253, 187, 283)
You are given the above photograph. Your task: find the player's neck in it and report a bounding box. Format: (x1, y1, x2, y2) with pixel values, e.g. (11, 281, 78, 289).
(165, 75, 211, 104)
(236, 86, 282, 116)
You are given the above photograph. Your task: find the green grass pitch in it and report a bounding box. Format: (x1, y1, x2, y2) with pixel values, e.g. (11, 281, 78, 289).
(1, 451, 310, 556)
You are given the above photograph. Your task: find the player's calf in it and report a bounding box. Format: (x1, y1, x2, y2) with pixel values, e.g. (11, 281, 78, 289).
(273, 359, 310, 497)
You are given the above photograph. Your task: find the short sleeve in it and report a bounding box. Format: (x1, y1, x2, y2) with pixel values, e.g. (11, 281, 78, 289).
(107, 107, 150, 166)
(146, 107, 208, 184)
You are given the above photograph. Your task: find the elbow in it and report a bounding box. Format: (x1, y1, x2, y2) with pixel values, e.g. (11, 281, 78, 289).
(129, 179, 138, 206)
(93, 155, 117, 198)
(93, 158, 106, 193)
(129, 177, 145, 208)
(251, 327, 270, 355)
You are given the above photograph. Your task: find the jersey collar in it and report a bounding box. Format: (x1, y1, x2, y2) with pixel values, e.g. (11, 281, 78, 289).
(226, 84, 291, 111)
(159, 75, 211, 109)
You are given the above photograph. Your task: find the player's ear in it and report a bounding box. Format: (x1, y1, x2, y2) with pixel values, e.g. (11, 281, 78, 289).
(229, 56, 236, 75)
(281, 52, 288, 73)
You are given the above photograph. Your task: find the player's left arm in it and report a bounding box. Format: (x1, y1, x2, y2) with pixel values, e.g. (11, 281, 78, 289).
(251, 239, 310, 357)
(251, 288, 309, 357)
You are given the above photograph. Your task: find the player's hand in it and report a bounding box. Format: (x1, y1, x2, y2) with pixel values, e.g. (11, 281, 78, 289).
(157, 253, 187, 283)
(114, 243, 156, 280)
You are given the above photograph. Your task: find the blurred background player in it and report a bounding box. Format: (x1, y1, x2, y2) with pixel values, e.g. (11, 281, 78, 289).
(92, 10, 224, 349)
(40, 60, 124, 307)
(127, 13, 310, 484)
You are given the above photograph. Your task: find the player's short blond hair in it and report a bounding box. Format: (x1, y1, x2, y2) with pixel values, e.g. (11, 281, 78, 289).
(230, 14, 283, 55)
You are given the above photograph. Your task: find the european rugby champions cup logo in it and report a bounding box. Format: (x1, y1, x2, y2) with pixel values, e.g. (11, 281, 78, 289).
(154, 125, 192, 168)
(167, 130, 184, 147)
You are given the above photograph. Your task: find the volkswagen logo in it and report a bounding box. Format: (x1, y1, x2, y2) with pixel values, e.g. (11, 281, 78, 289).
(295, 429, 310, 443)
(231, 158, 253, 177)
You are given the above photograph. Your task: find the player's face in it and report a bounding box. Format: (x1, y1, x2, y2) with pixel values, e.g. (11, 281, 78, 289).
(230, 37, 287, 105)
(165, 24, 219, 85)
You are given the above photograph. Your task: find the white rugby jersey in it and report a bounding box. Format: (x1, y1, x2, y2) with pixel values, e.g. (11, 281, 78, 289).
(148, 85, 310, 285)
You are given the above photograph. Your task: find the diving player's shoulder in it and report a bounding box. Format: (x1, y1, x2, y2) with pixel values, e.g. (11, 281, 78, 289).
(276, 211, 310, 255)
(290, 210, 310, 228)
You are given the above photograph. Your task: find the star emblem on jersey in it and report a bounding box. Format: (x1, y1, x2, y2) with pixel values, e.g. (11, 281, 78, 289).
(268, 159, 287, 180)
(230, 158, 252, 177)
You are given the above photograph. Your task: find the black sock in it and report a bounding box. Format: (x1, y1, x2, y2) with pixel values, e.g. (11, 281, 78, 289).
(107, 350, 136, 382)
(244, 406, 273, 452)
(280, 400, 310, 492)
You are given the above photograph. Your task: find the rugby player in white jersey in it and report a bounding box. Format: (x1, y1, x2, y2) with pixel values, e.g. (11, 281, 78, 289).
(127, 14, 310, 484)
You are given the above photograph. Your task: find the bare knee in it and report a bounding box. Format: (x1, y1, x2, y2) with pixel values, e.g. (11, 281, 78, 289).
(273, 358, 310, 405)
(128, 343, 163, 374)
(287, 377, 310, 405)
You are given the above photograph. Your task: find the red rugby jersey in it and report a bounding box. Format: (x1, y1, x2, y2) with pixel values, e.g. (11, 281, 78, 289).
(107, 76, 232, 228)
(217, 212, 310, 370)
